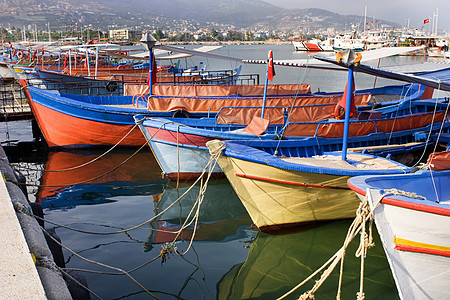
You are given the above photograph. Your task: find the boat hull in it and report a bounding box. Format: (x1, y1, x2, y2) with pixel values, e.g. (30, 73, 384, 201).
(214, 153, 358, 231)
(348, 171, 450, 300)
(148, 140, 223, 180)
(29, 99, 145, 148)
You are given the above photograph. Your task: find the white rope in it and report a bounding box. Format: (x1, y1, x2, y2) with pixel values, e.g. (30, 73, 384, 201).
(278, 187, 421, 300)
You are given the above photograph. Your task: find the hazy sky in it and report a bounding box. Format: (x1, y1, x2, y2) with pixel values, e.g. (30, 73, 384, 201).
(264, 0, 450, 32)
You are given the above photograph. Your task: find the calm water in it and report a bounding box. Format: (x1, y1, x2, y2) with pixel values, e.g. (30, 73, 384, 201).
(3, 43, 440, 299)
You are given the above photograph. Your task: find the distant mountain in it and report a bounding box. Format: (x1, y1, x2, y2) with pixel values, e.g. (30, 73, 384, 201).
(0, 0, 401, 33)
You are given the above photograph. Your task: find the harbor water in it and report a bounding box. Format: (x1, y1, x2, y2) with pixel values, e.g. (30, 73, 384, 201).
(3, 43, 446, 299)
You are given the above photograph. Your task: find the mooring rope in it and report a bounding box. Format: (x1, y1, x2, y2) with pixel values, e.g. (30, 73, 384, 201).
(21, 141, 225, 238)
(40, 226, 159, 299)
(12, 138, 227, 299)
(278, 188, 425, 300)
(22, 142, 148, 188)
(171, 143, 224, 255)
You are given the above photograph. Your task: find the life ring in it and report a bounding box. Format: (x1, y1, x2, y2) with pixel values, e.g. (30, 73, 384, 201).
(172, 109, 190, 118)
(105, 81, 118, 92)
(17, 50, 23, 59)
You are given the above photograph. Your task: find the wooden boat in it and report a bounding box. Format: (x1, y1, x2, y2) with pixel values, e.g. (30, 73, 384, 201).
(204, 52, 450, 231)
(205, 134, 448, 232)
(22, 80, 358, 148)
(136, 97, 448, 180)
(347, 169, 450, 300)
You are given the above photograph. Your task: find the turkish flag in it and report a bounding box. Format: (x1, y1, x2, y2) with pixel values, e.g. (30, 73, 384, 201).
(424, 18, 430, 24)
(267, 50, 275, 81)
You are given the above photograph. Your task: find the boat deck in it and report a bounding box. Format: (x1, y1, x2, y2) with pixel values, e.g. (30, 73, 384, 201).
(104, 104, 147, 109)
(281, 153, 406, 170)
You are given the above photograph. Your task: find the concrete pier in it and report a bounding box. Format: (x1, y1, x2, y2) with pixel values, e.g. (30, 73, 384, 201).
(0, 168, 46, 298)
(0, 146, 73, 299)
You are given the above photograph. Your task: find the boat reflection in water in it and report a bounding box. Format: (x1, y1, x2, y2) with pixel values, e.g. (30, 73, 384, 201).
(146, 179, 251, 249)
(37, 148, 167, 208)
(218, 220, 398, 300)
(35, 149, 396, 299)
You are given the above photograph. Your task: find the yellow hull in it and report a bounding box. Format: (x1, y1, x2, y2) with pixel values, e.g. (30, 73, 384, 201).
(216, 154, 359, 231)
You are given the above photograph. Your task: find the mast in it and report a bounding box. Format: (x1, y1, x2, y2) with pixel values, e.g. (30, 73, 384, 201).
(48, 23, 51, 43)
(435, 8, 439, 36)
(364, 5, 367, 33)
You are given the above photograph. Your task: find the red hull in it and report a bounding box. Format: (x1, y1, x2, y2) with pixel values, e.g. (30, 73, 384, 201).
(30, 101, 145, 147)
(303, 42, 322, 51)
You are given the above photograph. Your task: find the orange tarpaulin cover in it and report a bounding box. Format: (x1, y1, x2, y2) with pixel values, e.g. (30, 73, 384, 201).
(427, 151, 450, 171)
(216, 104, 337, 125)
(216, 107, 284, 125)
(145, 93, 371, 114)
(283, 112, 445, 138)
(243, 117, 270, 135)
(124, 83, 312, 97)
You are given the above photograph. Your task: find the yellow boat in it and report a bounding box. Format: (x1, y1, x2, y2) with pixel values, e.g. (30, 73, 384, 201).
(207, 139, 413, 232)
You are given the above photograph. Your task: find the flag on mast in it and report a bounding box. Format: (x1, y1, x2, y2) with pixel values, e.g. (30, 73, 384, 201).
(424, 18, 430, 24)
(268, 50, 275, 81)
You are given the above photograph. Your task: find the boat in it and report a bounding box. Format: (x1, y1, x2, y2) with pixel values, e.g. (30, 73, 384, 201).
(347, 169, 450, 300)
(20, 80, 330, 148)
(204, 51, 450, 231)
(293, 38, 334, 52)
(136, 88, 445, 180)
(333, 34, 365, 52)
(292, 41, 308, 51)
(205, 132, 448, 232)
(361, 30, 394, 50)
(333, 28, 365, 52)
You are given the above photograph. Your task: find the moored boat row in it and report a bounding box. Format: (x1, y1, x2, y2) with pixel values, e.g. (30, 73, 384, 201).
(5, 37, 450, 299)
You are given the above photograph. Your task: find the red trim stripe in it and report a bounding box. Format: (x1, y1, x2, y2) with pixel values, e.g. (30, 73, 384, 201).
(395, 244, 450, 257)
(347, 181, 450, 217)
(382, 198, 450, 217)
(235, 173, 350, 190)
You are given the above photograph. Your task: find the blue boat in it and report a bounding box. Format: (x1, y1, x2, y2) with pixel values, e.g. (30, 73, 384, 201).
(136, 97, 450, 180)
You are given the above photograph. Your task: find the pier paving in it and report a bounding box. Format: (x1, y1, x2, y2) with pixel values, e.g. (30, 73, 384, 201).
(0, 176, 46, 299)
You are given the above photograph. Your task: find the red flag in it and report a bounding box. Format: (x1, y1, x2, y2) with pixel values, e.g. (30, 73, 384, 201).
(267, 50, 275, 81)
(424, 18, 430, 24)
(334, 78, 357, 120)
(366, 22, 370, 25)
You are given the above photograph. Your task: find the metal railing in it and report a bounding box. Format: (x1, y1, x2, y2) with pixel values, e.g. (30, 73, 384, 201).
(0, 81, 32, 121)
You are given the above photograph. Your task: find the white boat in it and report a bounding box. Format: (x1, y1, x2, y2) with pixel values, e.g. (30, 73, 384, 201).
(292, 41, 307, 51)
(362, 30, 394, 50)
(293, 38, 334, 52)
(347, 169, 450, 300)
(333, 33, 365, 52)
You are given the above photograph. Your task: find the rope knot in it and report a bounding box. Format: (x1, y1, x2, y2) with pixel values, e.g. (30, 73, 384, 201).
(160, 242, 177, 265)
